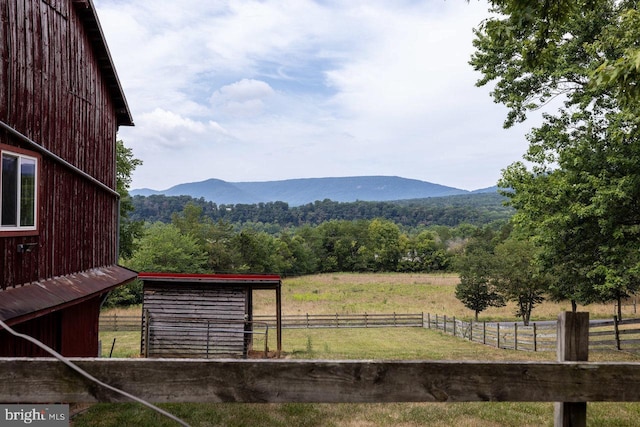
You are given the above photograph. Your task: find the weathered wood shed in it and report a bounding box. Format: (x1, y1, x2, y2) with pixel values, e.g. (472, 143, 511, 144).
(0, 0, 136, 356)
(139, 273, 282, 358)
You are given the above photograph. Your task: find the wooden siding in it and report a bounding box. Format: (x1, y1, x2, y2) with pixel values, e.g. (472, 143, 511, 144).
(60, 296, 101, 356)
(0, 311, 61, 356)
(0, 0, 121, 289)
(0, 296, 102, 357)
(143, 285, 250, 358)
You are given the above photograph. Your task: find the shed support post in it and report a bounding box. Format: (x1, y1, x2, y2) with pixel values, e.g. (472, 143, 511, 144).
(143, 310, 150, 358)
(554, 311, 589, 427)
(276, 281, 282, 358)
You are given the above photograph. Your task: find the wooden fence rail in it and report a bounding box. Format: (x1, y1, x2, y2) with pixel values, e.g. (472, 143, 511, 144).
(100, 313, 640, 352)
(1, 358, 640, 405)
(100, 313, 424, 332)
(99, 314, 141, 331)
(253, 312, 424, 329)
(425, 314, 640, 352)
(1, 312, 632, 426)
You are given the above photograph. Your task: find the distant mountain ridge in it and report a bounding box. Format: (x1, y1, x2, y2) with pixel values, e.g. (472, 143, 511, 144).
(132, 176, 498, 206)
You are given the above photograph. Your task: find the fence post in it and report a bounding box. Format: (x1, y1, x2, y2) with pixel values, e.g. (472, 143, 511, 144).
(483, 321, 486, 345)
(614, 315, 621, 350)
(336, 313, 339, 328)
(443, 315, 447, 334)
(113, 313, 118, 332)
(435, 314, 439, 330)
(427, 313, 431, 329)
(453, 317, 457, 337)
(533, 323, 537, 352)
(469, 320, 473, 342)
(554, 311, 589, 427)
(497, 323, 500, 348)
(514, 323, 518, 351)
(306, 313, 310, 328)
(365, 312, 368, 328)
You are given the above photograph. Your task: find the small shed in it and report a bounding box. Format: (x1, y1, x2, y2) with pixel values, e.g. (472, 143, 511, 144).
(138, 273, 282, 358)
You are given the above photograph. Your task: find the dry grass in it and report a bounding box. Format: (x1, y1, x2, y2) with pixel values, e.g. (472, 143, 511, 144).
(250, 273, 628, 321)
(103, 272, 630, 322)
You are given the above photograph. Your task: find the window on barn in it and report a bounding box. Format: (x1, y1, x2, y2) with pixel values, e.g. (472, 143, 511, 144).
(1, 149, 38, 232)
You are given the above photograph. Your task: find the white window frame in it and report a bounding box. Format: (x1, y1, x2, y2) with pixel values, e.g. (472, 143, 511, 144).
(0, 148, 38, 232)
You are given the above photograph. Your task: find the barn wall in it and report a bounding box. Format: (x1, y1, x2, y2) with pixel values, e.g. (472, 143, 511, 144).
(0, 311, 61, 357)
(0, 0, 120, 290)
(143, 284, 250, 358)
(0, 297, 102, 357)
(60, 296, 101, 356)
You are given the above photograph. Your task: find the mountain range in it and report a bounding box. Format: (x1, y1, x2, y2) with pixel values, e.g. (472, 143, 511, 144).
(131, 176, 498, 206)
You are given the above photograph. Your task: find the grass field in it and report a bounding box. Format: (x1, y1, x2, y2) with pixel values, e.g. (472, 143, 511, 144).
(103, 272, 634, 321)
(79, 273, 640, 426)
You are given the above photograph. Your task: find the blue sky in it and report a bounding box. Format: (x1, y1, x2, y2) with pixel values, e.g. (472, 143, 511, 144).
(95, 0, 533, 191)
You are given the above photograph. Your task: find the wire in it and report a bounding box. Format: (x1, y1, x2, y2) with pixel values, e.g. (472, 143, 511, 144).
(0, 318, 191, 427)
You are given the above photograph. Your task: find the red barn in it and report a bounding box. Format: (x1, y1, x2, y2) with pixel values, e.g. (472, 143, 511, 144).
(0, 0, 136, 356)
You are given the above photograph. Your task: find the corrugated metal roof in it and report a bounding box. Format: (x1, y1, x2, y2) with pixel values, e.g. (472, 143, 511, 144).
(0, 265, 137, 325)
(138, 272, 281, 289)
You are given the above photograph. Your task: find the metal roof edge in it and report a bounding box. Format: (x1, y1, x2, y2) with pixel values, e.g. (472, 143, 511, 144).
(0, 265, 138, 326)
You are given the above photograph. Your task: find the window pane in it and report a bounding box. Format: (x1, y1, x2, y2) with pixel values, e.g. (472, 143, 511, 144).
(20, 158, 36, 227)
(1, 154, 18, 227)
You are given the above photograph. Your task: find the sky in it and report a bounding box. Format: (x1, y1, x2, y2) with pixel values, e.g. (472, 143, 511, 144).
(94, 0, 533, 192)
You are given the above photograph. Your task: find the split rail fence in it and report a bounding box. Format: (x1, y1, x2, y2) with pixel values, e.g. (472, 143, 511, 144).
(100, 312, 640, 352)
(2, 313, 638, 427)
(424, 314, 640, 352)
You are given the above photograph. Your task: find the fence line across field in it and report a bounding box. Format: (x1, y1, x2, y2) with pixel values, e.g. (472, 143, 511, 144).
(100, 312, 640, 352)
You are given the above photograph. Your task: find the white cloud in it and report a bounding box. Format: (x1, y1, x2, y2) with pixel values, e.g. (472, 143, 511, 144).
(210, 79, 276, 118)
(96, 0, 530, 191)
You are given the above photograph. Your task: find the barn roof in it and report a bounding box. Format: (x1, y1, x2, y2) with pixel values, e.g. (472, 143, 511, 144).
(73, 0, 133, 127)
(0, 265, 137, 325)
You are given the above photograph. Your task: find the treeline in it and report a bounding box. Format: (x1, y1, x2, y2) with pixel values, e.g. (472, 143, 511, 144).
(130, 192, 512, 229)
(109, 202, 506, 306)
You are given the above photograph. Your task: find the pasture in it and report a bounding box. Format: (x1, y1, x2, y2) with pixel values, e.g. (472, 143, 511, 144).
(81, 273, 640, 426)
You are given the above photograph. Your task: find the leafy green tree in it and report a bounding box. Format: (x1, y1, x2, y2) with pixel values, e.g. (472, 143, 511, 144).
(455, 248, 505, 321)
(124, 222, 208, 273)
(454, 228, 507, 320)
(116, 140, 143, 259)
(316, 220, 369, 272)
(473, 0, 640, 309)
(232, 229, 286, 273)
(492, 238, 547, 325)
(207, 220, 242, 273)
(365, 219, 403, 272)
(400, 230, 450, 272)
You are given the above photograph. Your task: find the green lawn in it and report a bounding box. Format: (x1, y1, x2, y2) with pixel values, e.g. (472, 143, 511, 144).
(80, 273, 640, 426)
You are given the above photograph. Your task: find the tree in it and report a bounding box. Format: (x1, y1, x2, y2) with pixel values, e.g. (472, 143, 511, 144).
(472, 0, 640, 308)
(454, 229, 506, 320)
(124, 222, 208, 273)
(400, 230, 450, 272)
(365, 219, 403, 272)
(116, 139, 143, 259)
(492, 238, 547, 325)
